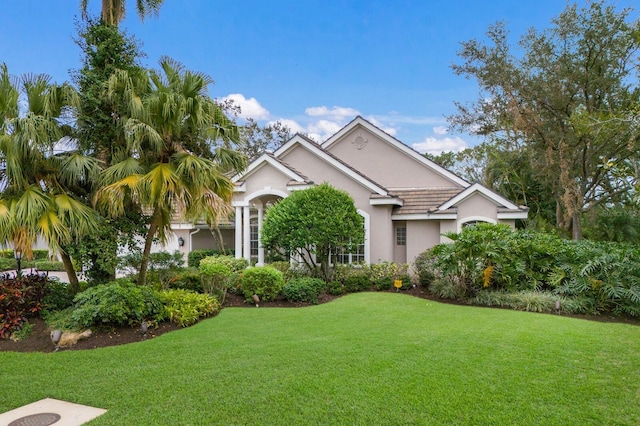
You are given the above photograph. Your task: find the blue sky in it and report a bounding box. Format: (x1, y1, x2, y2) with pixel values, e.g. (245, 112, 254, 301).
(0, 0, 612, 153)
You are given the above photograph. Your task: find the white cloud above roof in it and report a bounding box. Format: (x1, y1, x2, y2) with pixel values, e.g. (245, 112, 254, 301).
(267, 118, 305, 134)
(305, 106, 360, 121)
(412, 135, 468, 155)
(221, 93, 270, 120)
(365, 116, 397, 136)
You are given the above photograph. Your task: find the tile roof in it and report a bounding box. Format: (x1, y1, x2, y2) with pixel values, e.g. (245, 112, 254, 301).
(389, 188, 464, 215)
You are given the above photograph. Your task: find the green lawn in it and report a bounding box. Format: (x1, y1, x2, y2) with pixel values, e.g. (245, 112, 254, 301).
(2, 292, 639, 425)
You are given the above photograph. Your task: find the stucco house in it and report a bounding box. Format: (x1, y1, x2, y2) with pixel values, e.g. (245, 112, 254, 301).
(171, 116, 528, 266)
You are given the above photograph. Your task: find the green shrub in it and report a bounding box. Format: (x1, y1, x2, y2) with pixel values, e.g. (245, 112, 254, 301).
(10, 321, 34, 341)
(471, 290, 558, 313)
(428, 278, 467, 300)
(42, 307, 79, 332)
(343, 273, 371, 293)
(71, 280, 164, 328)
(0, 258, 15, 271)
(170, 268, 204, 293)
(200, 255, 248, 274)
(200, 255, 247, 297)
(34, 260, 65, 271)
(399, 274, 413, 290)
(369, 262, 409, 281)
(188, 249, 234, 268)
(199, 262, 231, 303)
(418, 224, 640, 317)
(327, 281, 345, 295)
(0, 249, 48, 260)
(413, 251, 436, 287)
(269, 261, 312, 281)
(282, 278, 326, 304)
(240, 266, 284, 303)
(160, 289, 220, 327)
(43, 279, 76, 312)
(373, 277, 393, 291)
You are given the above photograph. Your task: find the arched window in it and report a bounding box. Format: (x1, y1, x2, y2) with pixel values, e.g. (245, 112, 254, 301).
(458, 216, 496, 232)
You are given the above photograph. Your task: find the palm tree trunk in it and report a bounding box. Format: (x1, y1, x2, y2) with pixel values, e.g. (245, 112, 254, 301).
(137, 209, 161, 286)
(60, 252, 80, 293)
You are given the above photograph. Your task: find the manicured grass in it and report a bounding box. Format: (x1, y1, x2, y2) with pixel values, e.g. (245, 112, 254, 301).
(2, 292, 640, 425)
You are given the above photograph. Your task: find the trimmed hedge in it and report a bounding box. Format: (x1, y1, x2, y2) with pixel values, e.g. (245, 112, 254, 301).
(240, 266, 284, 303)
(188, 249, 235, 268)
(282, 278, 326, 304)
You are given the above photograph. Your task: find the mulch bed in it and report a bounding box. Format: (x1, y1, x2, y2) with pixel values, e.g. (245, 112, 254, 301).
(1, 287, 637, 353)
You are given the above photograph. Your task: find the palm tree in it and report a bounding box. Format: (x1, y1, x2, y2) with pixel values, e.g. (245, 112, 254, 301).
(80, 0, 164, 26)
(95, 57, 246, 285)
(0, 64, 101, 291)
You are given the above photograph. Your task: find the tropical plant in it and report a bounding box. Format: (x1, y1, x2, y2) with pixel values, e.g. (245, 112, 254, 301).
(160, 289, 220, 327)
(94, 57, 246, 285)
(0, 64, 100, 292)
(417, 224, 640, 316)
(71, 279, 164, 328)
(80, 0, 164, 26)
(69, 20, 149, 284)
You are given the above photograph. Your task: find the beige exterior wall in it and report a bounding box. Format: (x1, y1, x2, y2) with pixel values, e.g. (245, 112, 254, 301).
(439, 220, 457, 243)
(278, 146, 372, 207)
(369, 206, 394, 263)
(325, 126, 458, 189)
(189, 228, 234, 251)
(406, 221, 440, 263)
(242, 164, 292, 199)
(278, 146, 398, 263)
(456, 194, 499, 231)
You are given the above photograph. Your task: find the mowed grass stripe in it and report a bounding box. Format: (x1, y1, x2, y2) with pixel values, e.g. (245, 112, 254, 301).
(2, 292, 639, 425)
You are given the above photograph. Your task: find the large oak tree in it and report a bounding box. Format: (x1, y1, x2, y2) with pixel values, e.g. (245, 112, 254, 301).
(449, 1, 640, 239)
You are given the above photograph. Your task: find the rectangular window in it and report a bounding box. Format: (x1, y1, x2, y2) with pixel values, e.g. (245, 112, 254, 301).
(396, 227, 406, 246)
(250, 218, 259, 257)
(333, 242, 365, 265)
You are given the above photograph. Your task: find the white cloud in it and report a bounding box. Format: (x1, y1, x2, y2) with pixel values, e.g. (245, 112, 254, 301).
(412, 136, 468, 156)
(372, 114, 448, 125)
(267, 118, 305, 135)
(433, 126, 448, 135)
(305, 106, 360, 121)
(307, 119, 344, 141)
(365, 116, 397, 136)
(221, 93, 270, 120)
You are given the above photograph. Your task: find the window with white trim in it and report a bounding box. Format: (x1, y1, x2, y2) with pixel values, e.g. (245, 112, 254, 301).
(333, 242, 365, 265)
(250, 217, 259, 257)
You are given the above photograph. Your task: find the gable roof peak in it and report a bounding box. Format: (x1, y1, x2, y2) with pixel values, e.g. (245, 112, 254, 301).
(322, 116, 470, 188)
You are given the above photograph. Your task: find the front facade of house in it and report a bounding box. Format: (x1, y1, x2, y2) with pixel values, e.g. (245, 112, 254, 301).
(171, 116, 528, 266)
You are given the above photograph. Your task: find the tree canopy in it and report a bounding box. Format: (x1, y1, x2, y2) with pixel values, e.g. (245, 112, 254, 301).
(95, 57, 246, 285)
(449, 1, 640, 239)
(80, 0, 164, 26)
(261, 183, 364, 281)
